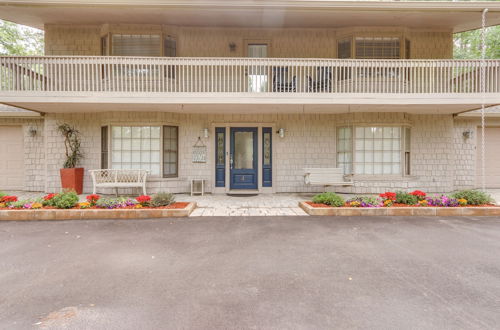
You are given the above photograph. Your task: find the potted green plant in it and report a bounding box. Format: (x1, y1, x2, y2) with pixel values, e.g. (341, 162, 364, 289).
(57, 123, 84, 194)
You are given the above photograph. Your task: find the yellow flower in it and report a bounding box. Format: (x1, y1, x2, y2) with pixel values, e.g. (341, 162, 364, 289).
(31, 202, 43, 209)
(418, 200, 428, 206)
(79, 202, 91, 209)
(383, 200, 393, 207)
(349, 201, 361, 207)
(458, 198, 467, 206)
(134, 204, 143, 209)
(0, 203, 6, 208)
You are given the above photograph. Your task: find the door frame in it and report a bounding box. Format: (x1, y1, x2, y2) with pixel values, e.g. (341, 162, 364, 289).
(229, 127, 258, 190)
(211, 122, 276, 194)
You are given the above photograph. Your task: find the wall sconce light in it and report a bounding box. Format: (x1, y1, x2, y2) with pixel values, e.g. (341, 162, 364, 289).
(229, 42, 236, 52)
(28, 126, 37, 137)
(277, 128, 285, 138)
(203, 128, 209, 138)
(463, 130, 473, 140)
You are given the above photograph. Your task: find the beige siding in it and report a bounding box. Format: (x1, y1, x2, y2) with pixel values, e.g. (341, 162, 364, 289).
(34, 111, 458, 194)
(44, 24, 453, 59)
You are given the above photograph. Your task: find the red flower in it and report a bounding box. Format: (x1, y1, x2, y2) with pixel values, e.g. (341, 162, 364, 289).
(43, 193, 57, 201)
(86, 194, 100, 205)
(136, 195, 151, 205)
(379, 192, 396, 201)
(410, 190, 426, 197)
(1, 196, 18, 203)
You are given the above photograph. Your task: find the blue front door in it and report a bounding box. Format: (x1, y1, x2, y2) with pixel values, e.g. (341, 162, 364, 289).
(230, 127, 258, 190)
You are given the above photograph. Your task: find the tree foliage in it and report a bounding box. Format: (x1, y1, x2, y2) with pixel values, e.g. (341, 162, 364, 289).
(454, 26, 500, 59)
(0, 19, 44, 55)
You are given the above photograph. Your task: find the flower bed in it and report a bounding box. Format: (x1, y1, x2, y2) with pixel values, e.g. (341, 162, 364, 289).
(0, 192, 195, 220)
(302, 190, 499, 216)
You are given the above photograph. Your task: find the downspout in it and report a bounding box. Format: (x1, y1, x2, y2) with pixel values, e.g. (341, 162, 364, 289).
(480, 8, 488, 192)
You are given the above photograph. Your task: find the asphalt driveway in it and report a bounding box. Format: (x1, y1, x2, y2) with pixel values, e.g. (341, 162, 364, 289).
(1, 216, 500, 330)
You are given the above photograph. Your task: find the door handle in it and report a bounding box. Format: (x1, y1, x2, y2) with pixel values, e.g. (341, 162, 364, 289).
(230, 154, 234, 170)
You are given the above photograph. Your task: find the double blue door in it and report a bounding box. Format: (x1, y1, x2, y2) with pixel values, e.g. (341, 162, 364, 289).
(230, 127, 258, 190)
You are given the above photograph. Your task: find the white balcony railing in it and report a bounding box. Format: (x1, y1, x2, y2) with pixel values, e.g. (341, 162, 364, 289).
(1, 56, 499, 95)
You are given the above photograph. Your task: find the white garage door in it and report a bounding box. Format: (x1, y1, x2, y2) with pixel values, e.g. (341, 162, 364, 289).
(0, 126, 25, 190)
(476, 127, 500, 188)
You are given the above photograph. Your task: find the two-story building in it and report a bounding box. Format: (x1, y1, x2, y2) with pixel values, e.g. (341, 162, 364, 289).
(1, 0, 500, 195)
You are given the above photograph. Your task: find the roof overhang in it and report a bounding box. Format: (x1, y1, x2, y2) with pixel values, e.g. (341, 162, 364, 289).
(0, 1, 499, 32)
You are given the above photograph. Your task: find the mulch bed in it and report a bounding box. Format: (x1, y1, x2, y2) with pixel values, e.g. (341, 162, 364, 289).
(0, 202, 190, 211)
(305, 201, 498, 208)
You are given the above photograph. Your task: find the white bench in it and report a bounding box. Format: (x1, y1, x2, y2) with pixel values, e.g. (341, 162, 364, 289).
(304, 168, 354, 191)
(89, 169, 149, 195)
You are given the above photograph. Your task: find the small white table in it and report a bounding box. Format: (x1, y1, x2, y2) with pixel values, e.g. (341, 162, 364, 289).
(190, 179, 206, 196)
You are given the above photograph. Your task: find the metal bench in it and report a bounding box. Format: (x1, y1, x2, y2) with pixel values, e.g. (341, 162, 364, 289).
(89, 169, 149, 195)
(304, 168, 354, 191)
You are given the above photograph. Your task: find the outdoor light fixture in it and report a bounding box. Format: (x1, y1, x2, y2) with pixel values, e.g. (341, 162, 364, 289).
(277, 128, 285, 138)
(28, 126, 37, 137)
(229, 42, 236, 52)
(463, 130, 473, 140)
(203, 128, 209, 138)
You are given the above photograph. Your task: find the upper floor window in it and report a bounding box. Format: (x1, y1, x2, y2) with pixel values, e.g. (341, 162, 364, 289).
(337, 36, 405, 59)
(112, 34, 162, 57)
(355, 37, 400, 59)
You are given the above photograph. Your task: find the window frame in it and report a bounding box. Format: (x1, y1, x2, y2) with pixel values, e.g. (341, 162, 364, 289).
(107, 125, 179, 179)
(336, 125, 411, 176)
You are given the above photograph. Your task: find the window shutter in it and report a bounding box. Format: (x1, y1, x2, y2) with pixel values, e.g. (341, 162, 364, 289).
(164, 36, 177, 57)
(404, 127, 411, 175)
(101, 126, 108, 169)
(101, 35, 108, 56)
(163, 126, 178, 178)
(112, 34, 161, 57)
(337, 38, 352, 59)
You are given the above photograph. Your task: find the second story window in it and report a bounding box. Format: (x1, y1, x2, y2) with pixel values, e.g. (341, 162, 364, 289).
(337, 36, 404, 59)
(112, 34, 161, 57)
(355, 37, 400, 59)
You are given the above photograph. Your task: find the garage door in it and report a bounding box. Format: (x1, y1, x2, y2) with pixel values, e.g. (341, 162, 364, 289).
(0, 126, 25, 190)
(476, 127, 500, 188)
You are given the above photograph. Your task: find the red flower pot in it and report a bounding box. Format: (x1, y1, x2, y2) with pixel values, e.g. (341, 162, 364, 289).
(60, 168, 84, 194)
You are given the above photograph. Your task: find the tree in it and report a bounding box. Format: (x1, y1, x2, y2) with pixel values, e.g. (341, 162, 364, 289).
(454, 26, 500, 59)
(0, 19, 44, 55)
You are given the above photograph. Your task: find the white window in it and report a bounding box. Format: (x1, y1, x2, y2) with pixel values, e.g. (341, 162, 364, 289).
(111, 126, 162, 176)
(337, 126, 409, 175)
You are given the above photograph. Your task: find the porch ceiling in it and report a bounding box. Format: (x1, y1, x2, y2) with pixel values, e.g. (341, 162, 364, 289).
(2, 102, 493, 116)
(0, 1, 499, 32)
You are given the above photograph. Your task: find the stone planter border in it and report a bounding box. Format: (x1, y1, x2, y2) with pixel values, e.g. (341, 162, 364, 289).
(299, 202, 500, 217)
(0, 202, 196, 221)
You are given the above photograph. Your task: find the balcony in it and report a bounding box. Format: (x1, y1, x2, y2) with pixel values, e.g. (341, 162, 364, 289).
(1, 56, 499, 114)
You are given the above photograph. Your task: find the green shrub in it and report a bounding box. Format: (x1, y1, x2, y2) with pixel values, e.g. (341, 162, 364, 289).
(395, 191, 418, 205)
(9, 200, 26, 209)
(451, 190, 492, 205)
(0, 191, 6, 199)
(312, 192, 345, 207)
(150, 192, 175, 207)
(51, 191, 79, 209)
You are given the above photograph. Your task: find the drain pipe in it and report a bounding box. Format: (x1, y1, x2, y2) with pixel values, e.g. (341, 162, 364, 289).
(480, 8, 488, 192)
